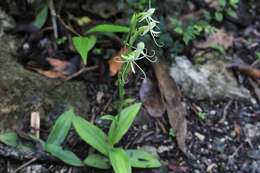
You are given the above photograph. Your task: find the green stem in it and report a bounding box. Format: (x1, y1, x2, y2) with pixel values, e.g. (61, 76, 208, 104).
(117, 13, 140, 113)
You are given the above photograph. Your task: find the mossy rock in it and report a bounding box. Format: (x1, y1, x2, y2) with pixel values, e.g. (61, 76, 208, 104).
(0, 35, 89, 132)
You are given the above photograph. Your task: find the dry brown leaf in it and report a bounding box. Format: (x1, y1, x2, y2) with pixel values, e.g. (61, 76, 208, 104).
(139, 78, 165, 118)
(227, 64, 260, 80)
(33, 69, 67, 79)
(153, 60, 188, 155)
(196, 28, 234, 49)
(108, 48, 128, 76)
(46, 58, 70, 72)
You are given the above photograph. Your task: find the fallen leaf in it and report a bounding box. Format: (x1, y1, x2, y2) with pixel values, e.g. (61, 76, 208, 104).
(32, 69, 67, 79)
(227, 64, 260, 80)
(47, 58, 69, 72)
(153, 60, 188, 154)
(196, 28, 234, 49)
(139, 78, 165, 118)
(27, 56, 81, 79)
(108, 48, 128, 76)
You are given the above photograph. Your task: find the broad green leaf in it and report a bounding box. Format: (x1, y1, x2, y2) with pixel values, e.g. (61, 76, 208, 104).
(84, 154, 110, 169)
(44, 143, 83, 167)
(126, 149, 161, 168)
(33, 5, 48, 29)
(47, 108, 75, 145)
(73, 116, 109, 156)
(87, 24, 130, 33)
(72, 36, 96, 64)
(109, 148, 131, 173)
(108, 103, 142, 145)
(0, 132, 18, 147)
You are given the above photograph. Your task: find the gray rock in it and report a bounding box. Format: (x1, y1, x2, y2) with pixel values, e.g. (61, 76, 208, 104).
(0, 35, 89, 132)
(243, 123, 260, 139)
(170, 56, 251, 101)
(0, 8, 15, 37)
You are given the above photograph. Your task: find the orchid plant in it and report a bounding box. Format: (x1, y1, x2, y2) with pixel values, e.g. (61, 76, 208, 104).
(118, 7, 162, 109)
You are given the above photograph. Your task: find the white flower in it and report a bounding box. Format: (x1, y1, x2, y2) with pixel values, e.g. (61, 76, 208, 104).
(119, 42, 156, 82)
(138, 8, 163, 47)
(139, 8, 159, 24)
(139, 21, 162, 47)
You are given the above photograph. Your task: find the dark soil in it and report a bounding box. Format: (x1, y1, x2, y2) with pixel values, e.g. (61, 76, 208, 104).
(0, 0, 259, 173)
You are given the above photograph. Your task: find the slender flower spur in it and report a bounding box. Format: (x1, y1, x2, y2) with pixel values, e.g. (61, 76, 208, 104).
(119, 42, 156, 82)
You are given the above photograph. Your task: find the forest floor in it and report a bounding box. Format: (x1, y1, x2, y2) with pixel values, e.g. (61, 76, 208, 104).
(0, 0, 259, 173)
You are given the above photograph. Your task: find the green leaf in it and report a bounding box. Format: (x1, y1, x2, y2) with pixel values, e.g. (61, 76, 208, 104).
(44, 143, 83, 167)
(227, 8, 238, 18)
(109, 148, 131, 173)
(84, 154, 110, 169)
(33, 5, 48, 29)
(87, 24, 130, 33)
(256, 52, 260, 60)
(47, 108, 75, 145)
(126, 149, 161, 168)
(72, 36, 96, 64)
(218, 0, 227, 7)
(108, 103, 142, 145)
(215, 12, 224, 22)
(0, 132, 32, 152)
(209, 43, 226, 54)
(73, 116, 110, 156)
(0, 132, 18, 147)
(174, 27, 183, 34)
(197, 111, 206, 120)
(100, 115, 115, 121)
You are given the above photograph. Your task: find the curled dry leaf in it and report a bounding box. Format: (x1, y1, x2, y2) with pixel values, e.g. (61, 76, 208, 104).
(227, 64, 260, 80)
(196, 28, 234, 49)
(153, 60, 188, 155)
(108, 48, 128, 76)
(27, 56, 81, 79)
(139, 78, 165, 118)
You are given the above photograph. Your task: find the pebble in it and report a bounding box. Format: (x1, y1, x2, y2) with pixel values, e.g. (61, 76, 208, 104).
(210, 110, 217, 116)
(195, 132, 206, 141)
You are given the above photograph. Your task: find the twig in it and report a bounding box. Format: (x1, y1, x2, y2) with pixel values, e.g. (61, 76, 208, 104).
(249, 78, 260, 101)
(56, 14, 81, 36)
(13, 157, 37, 173)
(57, 0, 64, 14)
(219, 100, 233, 123)
(53, 65, 98, 90)
(49, 0, 58, 49)
(65, 65, 98, 81)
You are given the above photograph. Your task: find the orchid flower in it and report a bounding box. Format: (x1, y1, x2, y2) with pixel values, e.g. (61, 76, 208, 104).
(118, 42, 156, 82)
(139, 8, 160, 24)
(139, 21, 162, 47)
(138, 8, 163, 47)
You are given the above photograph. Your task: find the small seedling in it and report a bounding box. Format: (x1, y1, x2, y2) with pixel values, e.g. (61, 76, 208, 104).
(256, 52, 260, 60)
(197, 111, 206, 120)
(172, 18, 216, 45)
(73, 103, 161, 172)
(214, 0, 240, 22)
